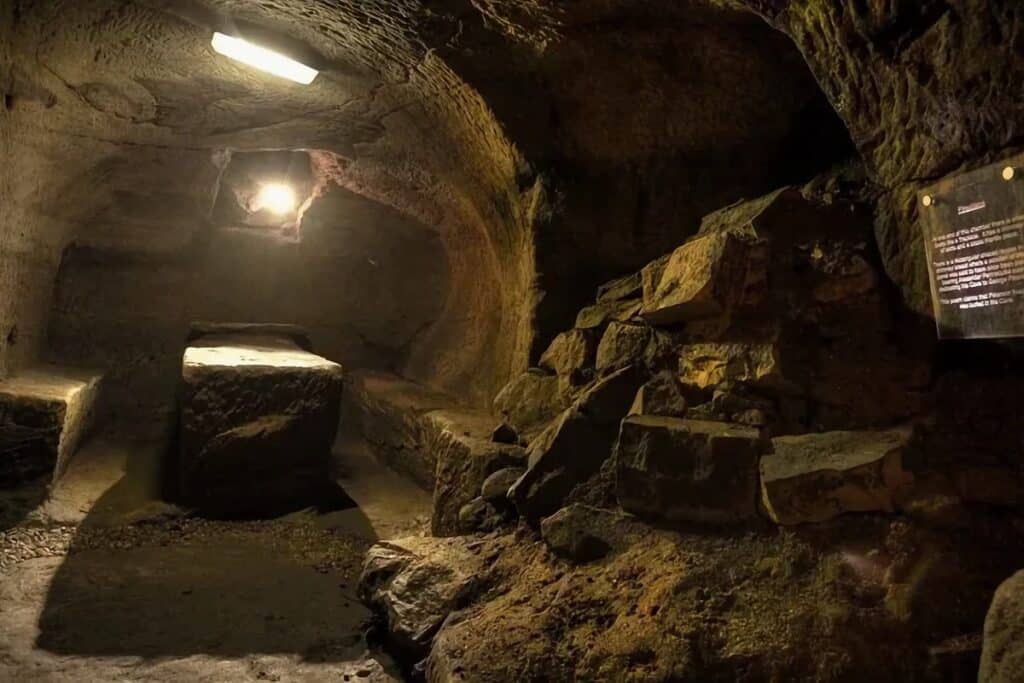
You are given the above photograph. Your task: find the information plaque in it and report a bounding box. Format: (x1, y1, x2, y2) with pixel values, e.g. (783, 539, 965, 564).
(919, 153, 1024, 338)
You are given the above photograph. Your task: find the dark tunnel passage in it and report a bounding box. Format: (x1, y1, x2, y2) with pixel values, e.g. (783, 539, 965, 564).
(4, 1, 1024, 681)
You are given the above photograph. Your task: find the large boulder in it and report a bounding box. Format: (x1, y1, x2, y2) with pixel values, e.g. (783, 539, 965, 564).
(981, 569, 1024, 683)
(359, 536, 487, 660)
(0, 366, 101, 486)
(538, 329, 598, 384)
(595, 322, 651, 375)
(616, 416, 764, 525)
(595, 321, 674, 376)
(457, 496, 508, 533)
(759, 428, 914, 525)
(639, 254, 671, 308)
(640, 231, 751, 325)
(493, 369, 569, 443)
(510, 367, 640, 524)
(178, 332, 343, 515)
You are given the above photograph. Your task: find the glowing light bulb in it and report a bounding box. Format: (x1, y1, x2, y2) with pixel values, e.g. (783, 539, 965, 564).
(211, 32, 318, 85)
(256, 183, 297, 215)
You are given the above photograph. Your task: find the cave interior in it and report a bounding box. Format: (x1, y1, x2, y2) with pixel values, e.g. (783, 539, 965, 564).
(3, 1, 1024, 681)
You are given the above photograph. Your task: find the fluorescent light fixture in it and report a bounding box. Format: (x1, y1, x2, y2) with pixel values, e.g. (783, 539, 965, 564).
(255, 183, 297, 215)
(211, 32, 318, 85)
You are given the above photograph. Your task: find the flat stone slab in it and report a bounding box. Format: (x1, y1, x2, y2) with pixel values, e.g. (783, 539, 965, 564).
(179, 332, 343, 516)
(0, 365, 102, 485)
(760, 427, 912, 525)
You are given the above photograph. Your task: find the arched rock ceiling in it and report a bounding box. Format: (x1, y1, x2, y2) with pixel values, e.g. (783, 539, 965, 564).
(2, 0, 872, 402)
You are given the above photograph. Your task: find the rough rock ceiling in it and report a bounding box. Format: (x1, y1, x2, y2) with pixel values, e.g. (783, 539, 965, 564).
(2, 0, 860, 401)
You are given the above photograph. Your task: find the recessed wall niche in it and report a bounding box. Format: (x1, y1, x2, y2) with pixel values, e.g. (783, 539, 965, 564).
(212, 151, 317, 233)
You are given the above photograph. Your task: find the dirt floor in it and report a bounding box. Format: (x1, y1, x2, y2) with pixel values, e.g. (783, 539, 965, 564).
(0, 430, 431, 682)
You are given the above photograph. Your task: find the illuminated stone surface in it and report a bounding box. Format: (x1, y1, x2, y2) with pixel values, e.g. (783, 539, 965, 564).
(0, 366, 101, 485)
(178, 332, 343, 516)
(640, 232, 751, 324)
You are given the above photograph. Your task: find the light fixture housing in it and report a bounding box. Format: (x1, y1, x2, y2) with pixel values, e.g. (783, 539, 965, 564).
(211, 32, 318, 85)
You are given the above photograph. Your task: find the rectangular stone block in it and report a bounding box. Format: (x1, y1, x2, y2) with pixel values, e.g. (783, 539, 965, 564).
(615, 416, 763, 524)
(760, 427, 912, 525)
(0, 366, 101, 485)
(179, 332, 343, 515)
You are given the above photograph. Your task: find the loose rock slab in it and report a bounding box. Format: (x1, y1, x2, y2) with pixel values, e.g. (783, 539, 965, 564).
(628, 372, 687, 417)
(539, 329, 597, 382)
(575, 298, 641, 330)
(179, 332, 343, 516)
(616, 416, 763, 524)
(759, 427, 913, 525)
(510, 367, 639, 524)
(0, 366, 101, 485)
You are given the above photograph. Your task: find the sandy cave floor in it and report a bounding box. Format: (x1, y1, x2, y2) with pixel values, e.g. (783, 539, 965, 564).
(0, 431, 430, 682)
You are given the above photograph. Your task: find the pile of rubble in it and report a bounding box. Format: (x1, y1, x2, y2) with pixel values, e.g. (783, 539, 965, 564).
(354, 186, 1024, 681)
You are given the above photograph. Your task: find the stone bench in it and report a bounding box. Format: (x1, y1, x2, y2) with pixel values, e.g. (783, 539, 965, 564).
(348, 370, 525, 536)
(178, 327, 343, 517)
(0, 365, 102, 486)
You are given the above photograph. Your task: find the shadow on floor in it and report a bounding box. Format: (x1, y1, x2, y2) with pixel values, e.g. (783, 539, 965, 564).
(0, 476, 49, 532)
(30, 431, 398, 661)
